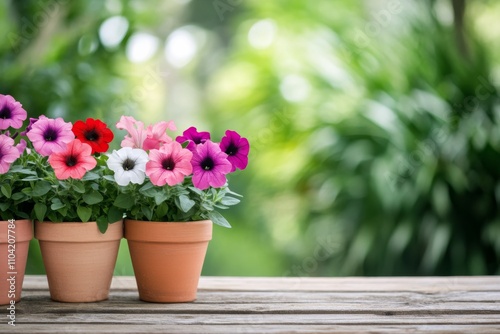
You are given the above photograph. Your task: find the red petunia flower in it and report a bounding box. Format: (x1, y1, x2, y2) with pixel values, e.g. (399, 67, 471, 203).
(72, 118, 114, 154)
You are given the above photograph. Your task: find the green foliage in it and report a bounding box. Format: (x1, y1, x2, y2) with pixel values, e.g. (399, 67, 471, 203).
(26, 154, 125, 233)
(2, 0, 499, 276)
(0, 157, 35, 220)
(203, 0, 500, 276)
(115, 178, 240, 227)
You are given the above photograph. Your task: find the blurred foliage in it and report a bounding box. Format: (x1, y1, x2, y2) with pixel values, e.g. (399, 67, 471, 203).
(1, 0, 499, 276)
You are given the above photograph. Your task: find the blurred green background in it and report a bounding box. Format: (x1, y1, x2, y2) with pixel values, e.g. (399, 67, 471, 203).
(1, 0, 499, 276)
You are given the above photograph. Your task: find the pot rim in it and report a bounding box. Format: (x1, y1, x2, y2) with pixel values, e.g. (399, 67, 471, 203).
(35, 220, 123, 242)
(0, 219, 33, 242)
(124, 219, 212, 243)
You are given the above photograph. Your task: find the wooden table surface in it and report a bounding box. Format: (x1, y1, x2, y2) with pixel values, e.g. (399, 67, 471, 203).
(1, 275, 500, 333)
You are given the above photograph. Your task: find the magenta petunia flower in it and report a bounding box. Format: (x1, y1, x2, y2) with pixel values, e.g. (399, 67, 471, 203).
(0, 94, 27, 130)
(26, 115, 74, 156)
(0, 134, 21, 174)
(191, 140, 232, 190)
(146, 141, 193, 186)
(219, 130, 249, 172)
(176, 126, 211, 151)
(48, 139, 97, 180)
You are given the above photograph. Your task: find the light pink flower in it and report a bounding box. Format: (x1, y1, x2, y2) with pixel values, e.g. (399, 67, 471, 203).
(146, 141, 193, 186)
(143, 120, 176, 150)
(116, 116, 147, 149)
(0, 134, 21, 174)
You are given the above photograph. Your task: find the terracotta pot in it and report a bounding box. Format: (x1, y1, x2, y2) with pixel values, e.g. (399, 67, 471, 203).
(0, 219, 32, 305)
(125, 219, 212, 303)
(35, 220, 123, 302)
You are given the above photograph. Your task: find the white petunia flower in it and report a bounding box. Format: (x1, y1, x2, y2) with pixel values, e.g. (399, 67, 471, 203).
(107, 147, 149, 186)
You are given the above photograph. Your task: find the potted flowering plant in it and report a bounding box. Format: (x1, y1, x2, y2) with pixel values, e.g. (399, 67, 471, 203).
(0, 94, 33, 305)
(0, 95, 124, 302)
(109, 116, 249, 302)
(18, 112, 125, 302)
(25, 116, 123, 231)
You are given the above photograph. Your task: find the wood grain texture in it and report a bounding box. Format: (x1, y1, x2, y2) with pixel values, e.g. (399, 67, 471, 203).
(0, 276, 498, 333)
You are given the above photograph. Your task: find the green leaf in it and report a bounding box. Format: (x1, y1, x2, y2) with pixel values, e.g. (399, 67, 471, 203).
(21, 176, 39, 181)
(154, 192, 169, 205)
(58, 206, 68, 217)
(34, 203, 47, 222)
(50, 199, 66, 210)
(220, 196, 240, 206)
(156, 202, 168, 219)
(188, 187, 204, 195)
(96, 216, 108, 234)
(82, 172, 100, 181)
(208, 211, 231, 228)
(107, 206, 124, 223)
(139, 182, 154, 192)
(11, 167, 36, 175)
(72, 182, 86, 194)
(177, 195, 196, 212)
(32, 181, 51, 197)
(227, 189, 243, 197)
(11, 192, 25, 201)
(77, 206, 92, 222)
(0, 203, 9, 211)
(103, 175, 115, 182)
(1, 184, 12, 198)
(17, 212, 29, 219)
(141, 187, 157, 198)
(201, 202, 214, 211)
(141, 206, 153, 221)
(83, 190, 104, 205)
(114, 194, 133, 209)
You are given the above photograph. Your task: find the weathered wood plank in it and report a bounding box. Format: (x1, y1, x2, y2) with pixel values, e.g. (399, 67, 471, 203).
(5, 276, 499, 334)
(14, 313, 500, 325)
(2, 324, 500, 334)
(22, 275, 500, 292)
(17, 290, 500, 306)
(15, 296, 500, 315)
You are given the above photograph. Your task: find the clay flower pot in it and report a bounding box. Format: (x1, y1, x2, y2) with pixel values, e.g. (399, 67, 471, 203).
(125, 219, 212, 303)
(0, 219, 33, 305)
(35, 220, 123, 302)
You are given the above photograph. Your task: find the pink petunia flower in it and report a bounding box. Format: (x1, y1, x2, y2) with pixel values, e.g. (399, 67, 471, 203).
(219, 130, 250, 172)
(116, 116, 147, 149)
(0, 94, 27, 130)
(191, 140, 232, 190)
(176, 126, 211, 151)
(146, 141, 193, 186)
(143, 120, 176, 150)
(20, 117, 39, 136)
(16, 139, 27, 155)
(48, 139, 97, 180)
(26, 116, 74, 156)
(0, 134, 21, 174)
